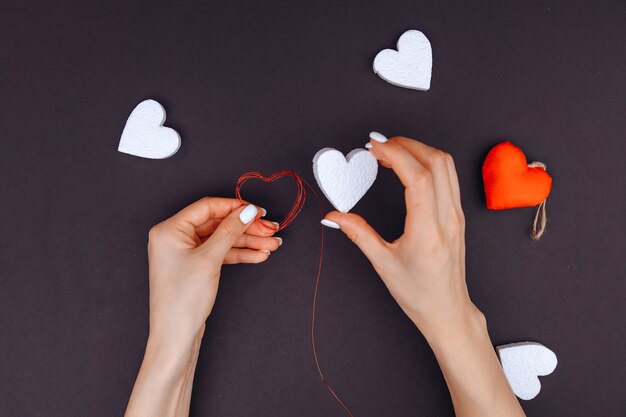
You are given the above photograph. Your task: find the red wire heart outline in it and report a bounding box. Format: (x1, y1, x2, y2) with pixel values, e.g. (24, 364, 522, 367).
(235, 170, 307, 231)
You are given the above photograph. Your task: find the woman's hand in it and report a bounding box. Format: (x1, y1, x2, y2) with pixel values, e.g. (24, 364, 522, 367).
(147, 197, 281, 344)
(324, 136, 472, 336)
(126, 197, 281, 417)
(323, 135, 526, 417)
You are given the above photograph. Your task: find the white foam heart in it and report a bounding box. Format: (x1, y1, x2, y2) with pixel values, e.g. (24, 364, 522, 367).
(313, 148, 378, 213)
(373, 30, 432, 91)
(118, 99, 181, 159)
(497, 342, 558, 401)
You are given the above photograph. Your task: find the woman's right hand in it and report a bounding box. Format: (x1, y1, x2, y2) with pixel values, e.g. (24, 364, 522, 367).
(323, 135, 479, 336)
(323, 135, 525, 417)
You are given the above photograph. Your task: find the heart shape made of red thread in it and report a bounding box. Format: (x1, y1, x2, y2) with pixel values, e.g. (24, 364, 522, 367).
(235, 170, 306, 231)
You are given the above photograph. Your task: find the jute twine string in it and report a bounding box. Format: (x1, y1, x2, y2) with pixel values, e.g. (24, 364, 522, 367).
(527, 161, 548, 240)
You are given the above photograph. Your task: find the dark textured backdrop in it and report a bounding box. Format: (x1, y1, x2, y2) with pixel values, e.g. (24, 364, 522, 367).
(1, 0, 625, 416)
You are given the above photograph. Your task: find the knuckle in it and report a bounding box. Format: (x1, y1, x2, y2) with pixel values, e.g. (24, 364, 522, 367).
(409, 171, 432, 188)
(346, 217, 368, 246)
(250, 251, 268, 263)
(256, 238, 272, 250)
(430, 150, 448, 168)
(148, 223, 165, 242)
(385, 139, 404, 155)
(346, 229, 361, 246)
(199, 196, 215, 217)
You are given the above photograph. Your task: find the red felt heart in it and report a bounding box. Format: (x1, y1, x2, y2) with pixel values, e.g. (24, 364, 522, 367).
(482, 141, 552, 210)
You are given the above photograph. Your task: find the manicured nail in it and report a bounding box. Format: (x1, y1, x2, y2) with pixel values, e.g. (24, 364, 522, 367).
(271, 221, 280, 230)
(369, 131, 388, 143)
(259, 249, 271, 254)
(365, 142, 373, 149)
(321, 219, 340, 229)
(275, 237, 283, 246)
(259, 207, 267, 217)
(239, 204, 258, 224)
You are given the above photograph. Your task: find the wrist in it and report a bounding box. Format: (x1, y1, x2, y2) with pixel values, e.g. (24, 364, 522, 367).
(413, 299, 488, 346)
(125, 328, 204, 417)
(144, 325, 205, 376)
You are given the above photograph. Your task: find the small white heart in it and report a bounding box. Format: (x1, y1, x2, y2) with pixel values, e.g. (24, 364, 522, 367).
(118, 99, 181, 159)
(497, 342, 558, 401)
(313, 148, 378, 213)
(373, 29, 432, 91)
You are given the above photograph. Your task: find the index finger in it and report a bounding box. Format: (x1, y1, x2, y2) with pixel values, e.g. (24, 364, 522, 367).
(392, 137, 461, 218)
(368, 139, 437, 230)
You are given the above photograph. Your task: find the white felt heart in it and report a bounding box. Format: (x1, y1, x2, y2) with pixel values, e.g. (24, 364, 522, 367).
(373, 30, 432, 91)
(497, 342, 558, 401)
(313, 148, 378, 213)
(118, 99, 181, 159)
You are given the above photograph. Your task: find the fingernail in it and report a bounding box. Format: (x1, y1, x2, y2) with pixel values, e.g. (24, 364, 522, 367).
(369, 131, 388, 143)
(365, 142, 373, 149)
(271, 221, 280, 230)
(275, 237, 283, 246)
(259, 249, 271, 255)
(239, 204, 258, 224)
(260, 207, 267, 217)
(321, 219, 340, 229)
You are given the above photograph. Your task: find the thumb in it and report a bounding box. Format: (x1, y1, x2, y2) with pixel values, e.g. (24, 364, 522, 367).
(323, 211, 389, 261)
(202, 203, 260, 261)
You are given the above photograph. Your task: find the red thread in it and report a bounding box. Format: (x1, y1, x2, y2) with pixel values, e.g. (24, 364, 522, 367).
(235, 170, 356, 417)
(235, 170, 305, 231)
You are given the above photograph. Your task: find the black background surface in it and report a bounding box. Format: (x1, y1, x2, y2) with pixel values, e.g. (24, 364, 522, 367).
(1, 1, 625, 416)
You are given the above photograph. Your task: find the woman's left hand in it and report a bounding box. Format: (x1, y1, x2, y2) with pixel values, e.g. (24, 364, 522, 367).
(126, 197, 282, 417)
(147, 197, 282, 344)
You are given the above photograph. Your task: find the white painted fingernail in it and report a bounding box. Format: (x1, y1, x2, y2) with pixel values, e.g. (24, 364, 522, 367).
(260, 207, 267, 217)
(369, 131, 388, 143)
(275, 237, 283, 246)
(271, 221, 280, 229)
(239, 204, 258, 224)
(365, 142, 373, 149)
(321, 219, 340, 229)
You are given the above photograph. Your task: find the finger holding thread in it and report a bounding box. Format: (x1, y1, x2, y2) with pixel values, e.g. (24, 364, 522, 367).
(196, 217, 277, 238)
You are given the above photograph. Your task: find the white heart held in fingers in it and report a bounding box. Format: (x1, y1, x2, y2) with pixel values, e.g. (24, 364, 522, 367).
(313, 148, 378, 213)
